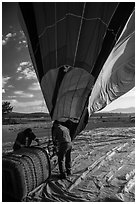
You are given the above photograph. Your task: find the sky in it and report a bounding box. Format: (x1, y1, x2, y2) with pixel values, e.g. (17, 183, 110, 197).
(2, 2, 48, 113)
(2, 2, 135, 113)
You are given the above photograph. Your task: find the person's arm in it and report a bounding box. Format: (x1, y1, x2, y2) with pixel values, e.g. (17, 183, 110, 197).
(31, 132, 41, 145)
(15, 140, 25, 148)
(15, 132, 26, 148)
(26, 132, 38, 146)
(34, 138, 41, 145)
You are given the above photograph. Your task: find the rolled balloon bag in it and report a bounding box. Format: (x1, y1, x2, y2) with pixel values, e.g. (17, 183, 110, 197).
(2, 146, 51, 201)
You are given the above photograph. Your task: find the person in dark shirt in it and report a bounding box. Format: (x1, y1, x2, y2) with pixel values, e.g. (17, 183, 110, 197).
(52, 108, 89, 179)
(13, 128, 40, 151)
(52, 120, 72, 179)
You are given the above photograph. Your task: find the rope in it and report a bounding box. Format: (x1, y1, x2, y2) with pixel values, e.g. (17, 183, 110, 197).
(73, 2, 86, 67)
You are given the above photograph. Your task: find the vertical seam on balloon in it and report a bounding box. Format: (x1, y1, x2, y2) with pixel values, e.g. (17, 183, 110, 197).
(69, 69, 83, 118)
(51, 67, 66, 118)
(47, 27, 51, 75)
(66, 4, 69, 65)
(73, 2, 86, 67)
(84, 18, 99, 71)
(62, 69, 75, 119)
(89, 3, 119, 74)
(55, 2, 58, 69)
(60, 73, 68, 120)
(55, 68, 71, 120)
(107, 3, 120, 30)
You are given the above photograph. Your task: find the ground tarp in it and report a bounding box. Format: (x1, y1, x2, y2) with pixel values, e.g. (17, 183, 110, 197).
(26, 127, 135, 202)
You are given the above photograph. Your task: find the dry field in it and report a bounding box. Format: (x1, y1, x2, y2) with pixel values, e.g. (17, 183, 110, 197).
(2, 114, 135, 202)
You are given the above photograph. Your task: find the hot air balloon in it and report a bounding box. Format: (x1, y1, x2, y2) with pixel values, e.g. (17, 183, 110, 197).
(18, 2, 135, 139)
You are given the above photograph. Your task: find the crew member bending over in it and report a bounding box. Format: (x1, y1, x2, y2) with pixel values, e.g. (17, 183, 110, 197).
(13, 128, 40, 151)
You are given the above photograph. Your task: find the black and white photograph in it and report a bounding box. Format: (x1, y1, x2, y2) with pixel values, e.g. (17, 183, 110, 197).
(2, 1, 135, 202)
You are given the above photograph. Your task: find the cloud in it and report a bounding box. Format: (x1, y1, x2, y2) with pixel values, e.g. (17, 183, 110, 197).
(20, 62, 29, 66)
(14, 91, 24, 95)
(17, 61, 37, 80)
(8, 95, 17, 99)
(2, 32, 16, 46)
(6, 33, 12, 38)
(7, 85, 14, 88)
(17, 76, 23, 80)
(2, 40, 7, 46)
(16, 30, 28, 50)
(17, 100, 43, 107)
(18, 100, 48, 113)
(28, 82, 41, 91)
(19, 30, 25, 39)
(2, 76, 11, 87)
(14, 90, 34, 98)
(2, 76, 11, 93)
(17, 41, 28, 51)
(2, 99, 18, 106)
(3, 99, 49, 113)
(2, 29, 28, 49)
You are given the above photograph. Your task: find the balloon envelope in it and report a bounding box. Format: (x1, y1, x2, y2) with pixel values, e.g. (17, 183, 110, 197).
(18, 2, 135, 136)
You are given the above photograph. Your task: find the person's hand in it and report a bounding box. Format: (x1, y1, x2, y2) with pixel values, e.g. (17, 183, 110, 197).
(21, 144, 26, 148)
(35, 138, 40, 146)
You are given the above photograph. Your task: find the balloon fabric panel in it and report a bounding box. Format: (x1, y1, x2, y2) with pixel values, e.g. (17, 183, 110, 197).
(88, 11, 135, 114)
(18, 2, 135, 137)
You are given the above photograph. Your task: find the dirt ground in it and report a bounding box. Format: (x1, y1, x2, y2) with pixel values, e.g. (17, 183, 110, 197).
(2, 115, 135, 202)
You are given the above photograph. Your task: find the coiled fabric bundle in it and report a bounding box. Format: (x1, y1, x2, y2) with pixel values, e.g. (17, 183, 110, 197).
(2, 147, 51, 201)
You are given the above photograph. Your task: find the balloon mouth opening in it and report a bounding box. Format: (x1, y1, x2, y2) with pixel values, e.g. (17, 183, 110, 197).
(64, 65, 71, 72)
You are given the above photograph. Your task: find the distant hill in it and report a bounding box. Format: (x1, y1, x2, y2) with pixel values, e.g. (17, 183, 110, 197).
(8, 112, 50, 118)
(7, 107, 135, 119)
(110, 107, 135, 113)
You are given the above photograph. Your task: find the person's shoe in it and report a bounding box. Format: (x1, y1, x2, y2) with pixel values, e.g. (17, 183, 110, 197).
(59, 173, 66, 179)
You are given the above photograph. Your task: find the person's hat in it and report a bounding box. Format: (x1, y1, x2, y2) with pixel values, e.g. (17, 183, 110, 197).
(24, 128, 32, 134)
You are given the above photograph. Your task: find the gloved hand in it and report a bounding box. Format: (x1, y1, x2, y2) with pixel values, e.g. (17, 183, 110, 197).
(35, 138, 40, 146)
(21, 144, 26, 148)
